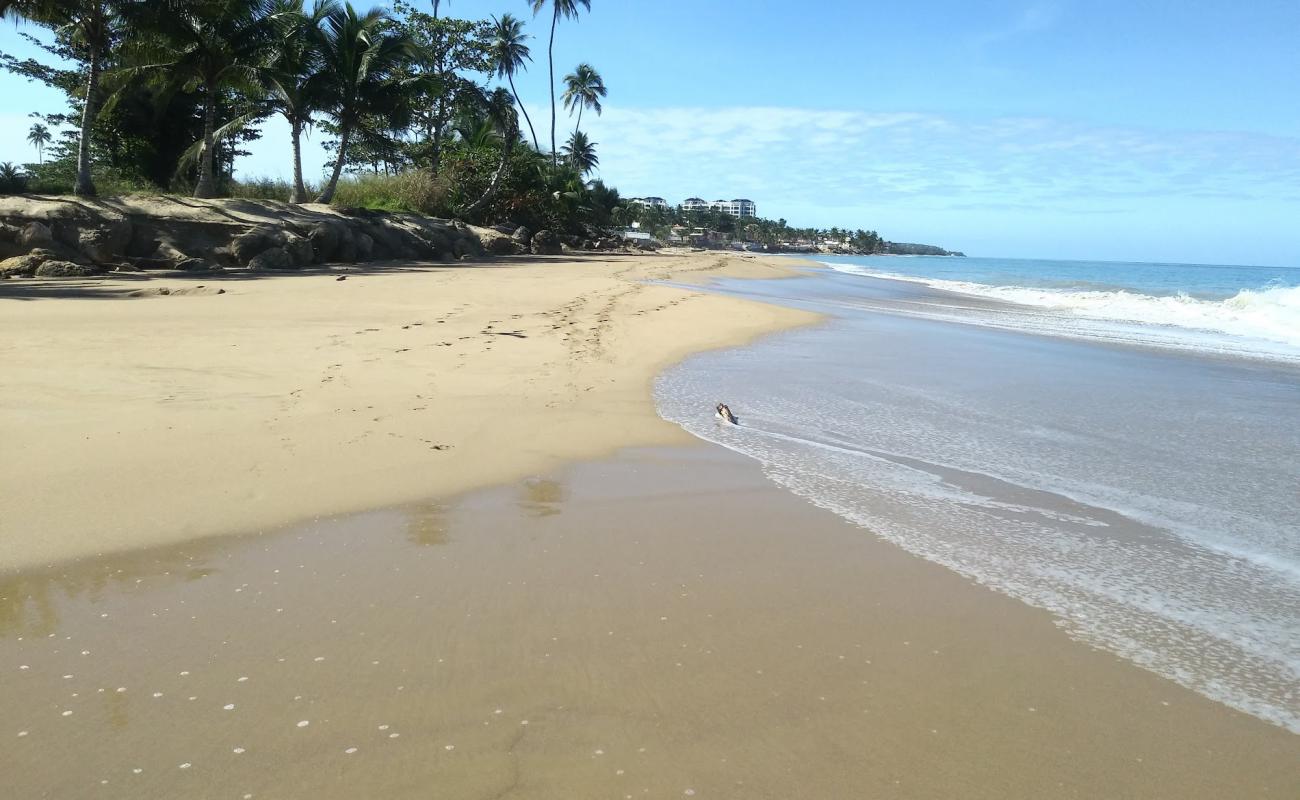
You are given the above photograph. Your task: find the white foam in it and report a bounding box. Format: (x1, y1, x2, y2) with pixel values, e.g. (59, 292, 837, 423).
(825, 262, 1300, 360)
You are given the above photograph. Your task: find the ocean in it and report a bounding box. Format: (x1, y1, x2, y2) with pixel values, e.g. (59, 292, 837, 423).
(655, 255, 1300, 732)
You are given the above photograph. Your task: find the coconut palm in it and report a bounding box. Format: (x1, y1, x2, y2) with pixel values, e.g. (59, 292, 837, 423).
(129, 0, 280, 198)
(315, 2, 415, 203)
(0, 0, 128, 196)
(561, 129, 597, 175)
(26, 122, 53, 163)
(461, 88, 520, 218)
(489, 13, 539, 152)
(528, 0, 589, 167)
(264, 0, 336, 203)
(561, 62, 604, 134)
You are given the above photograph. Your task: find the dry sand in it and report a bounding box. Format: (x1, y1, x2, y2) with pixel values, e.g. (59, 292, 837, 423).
(0, 251, 814, 571)
(2, 447, 1296, 799)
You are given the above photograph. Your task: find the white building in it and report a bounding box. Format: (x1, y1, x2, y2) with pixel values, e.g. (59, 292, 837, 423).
(629, 196, 669, 209)
(681, 197, 757, 218)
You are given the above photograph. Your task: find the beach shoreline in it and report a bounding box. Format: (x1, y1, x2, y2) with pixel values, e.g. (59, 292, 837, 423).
(3, 444, 1296, 798)
(0, 251, 817, 572)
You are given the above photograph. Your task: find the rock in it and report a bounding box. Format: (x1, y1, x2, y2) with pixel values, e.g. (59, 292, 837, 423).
(336, 275, 347, 281)
(0, 253, 42, 277)
(284, 234, 315, 267)
(35, 260, 99, 278)
(512, 226, 531, 244)
(246, 247, 295, 271)
(484, 235, 525, 256)
(230, 227, 284, 264)
(308, 221, 344, 263)
(175, 258, 219, 272)
(76, 219, 133, 264)
(354, 232, 374, 261)
(19, 221, 54, 249)
(530, 229, 562, 256)
(452, 237, 474, 259)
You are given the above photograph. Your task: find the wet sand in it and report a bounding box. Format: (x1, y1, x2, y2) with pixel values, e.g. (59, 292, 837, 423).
(3, 446, 1296, 799)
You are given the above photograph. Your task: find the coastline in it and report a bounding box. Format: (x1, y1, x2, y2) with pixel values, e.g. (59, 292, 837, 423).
(0, 251, 817, 572)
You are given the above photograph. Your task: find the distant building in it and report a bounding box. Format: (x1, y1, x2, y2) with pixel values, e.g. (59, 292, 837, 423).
(629, 196, 669, 209)
(680, 197, 757, 218)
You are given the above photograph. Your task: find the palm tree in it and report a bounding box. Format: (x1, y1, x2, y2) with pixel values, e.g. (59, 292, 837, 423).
(264, 0, 336, 203)
(26, 122, 52, 163)
(561, 62, 604, 134)
(130, 0, 279, 198)
(0, 0, 127, 196)
(315, 2, 414, 203)
(561, 129, 597, 175)
(528, 0, 589, 167)
(461, 88, 519, 218)
(489, 13, 539, 152)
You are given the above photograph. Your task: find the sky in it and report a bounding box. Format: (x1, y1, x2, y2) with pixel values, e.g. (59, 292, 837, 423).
(2, 0, 1299, 265)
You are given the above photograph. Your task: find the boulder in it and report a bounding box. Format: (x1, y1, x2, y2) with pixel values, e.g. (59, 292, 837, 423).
(246, 247, 295, 271)
(175, 258, 219, 272)
(35, 260, 99, 278)
(19, 221, 54, 249)
(354, 232, 374, 261)
(0, 253, 42, 277)
(484, 235, 526, 256)
(530, 229, 562, 256)
(76, 219, 133, 264)
(512, 226, 531, 244)
(230, 227, 284, 264)
(308, 221, 343, 263)
(284, 233, 315, 267)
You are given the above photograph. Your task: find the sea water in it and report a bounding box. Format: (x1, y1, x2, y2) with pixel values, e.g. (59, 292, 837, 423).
(655, 257, 1300, 732)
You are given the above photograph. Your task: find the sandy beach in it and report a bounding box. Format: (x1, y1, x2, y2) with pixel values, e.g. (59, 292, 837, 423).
(0, 251, 814, 570)
(2, 251, 1296, 798)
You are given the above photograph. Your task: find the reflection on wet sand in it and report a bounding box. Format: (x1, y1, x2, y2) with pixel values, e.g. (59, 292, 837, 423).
(1, 448, 1296, 800)
(403, 501, 450, 548)
(518, 477, 566, 518)
(0, 545, 227, 641)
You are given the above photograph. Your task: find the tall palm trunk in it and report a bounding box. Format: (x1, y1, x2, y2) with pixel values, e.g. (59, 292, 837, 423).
(508, 72, 539, 152)
(73, 42, 101, 197)
(194, 91, 218, 198)
(317, 124, 350, 203)
(547, 7, 557, 167)
(574, 104, 583, 136)
(462, 127, 516, 219)
(289, 117, 308, 203)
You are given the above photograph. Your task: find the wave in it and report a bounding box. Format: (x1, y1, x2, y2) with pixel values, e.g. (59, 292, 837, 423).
(825, 263, 1300, 353)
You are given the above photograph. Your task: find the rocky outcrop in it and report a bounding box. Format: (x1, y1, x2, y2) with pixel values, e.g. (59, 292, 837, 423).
(530, 230, 562, 256)
(0, 196, 635, 281)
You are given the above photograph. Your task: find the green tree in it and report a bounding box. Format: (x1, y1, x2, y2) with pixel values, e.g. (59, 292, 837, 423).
(264, 0, 336, 203)
(561, 129, 596, 175)
(528, 0, 589, 167)
(488, 13, 538, 151)
(461, 87, 519, 218)
(129, 0, 279, 198)
(315, 2, 414, 203)
(0, 0, 130, 196)
(561, 61, 604, 134)
(26, 122, 53, 163)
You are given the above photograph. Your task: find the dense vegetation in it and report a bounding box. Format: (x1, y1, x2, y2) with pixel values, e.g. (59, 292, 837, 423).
(0, 1, 950, 252)
(0, 0, 619, 234)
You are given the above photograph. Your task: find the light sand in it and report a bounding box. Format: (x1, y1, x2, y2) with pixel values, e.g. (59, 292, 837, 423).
(2, 447, 1296, 798)
(0, 251, 815, 571)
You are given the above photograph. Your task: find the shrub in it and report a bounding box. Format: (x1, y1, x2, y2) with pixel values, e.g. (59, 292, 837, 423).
(329, 171, 452, 216)
(0, 163, 30, 195)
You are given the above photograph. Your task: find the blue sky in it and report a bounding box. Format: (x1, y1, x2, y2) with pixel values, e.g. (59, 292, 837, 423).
(2, 0, 1299, 265)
